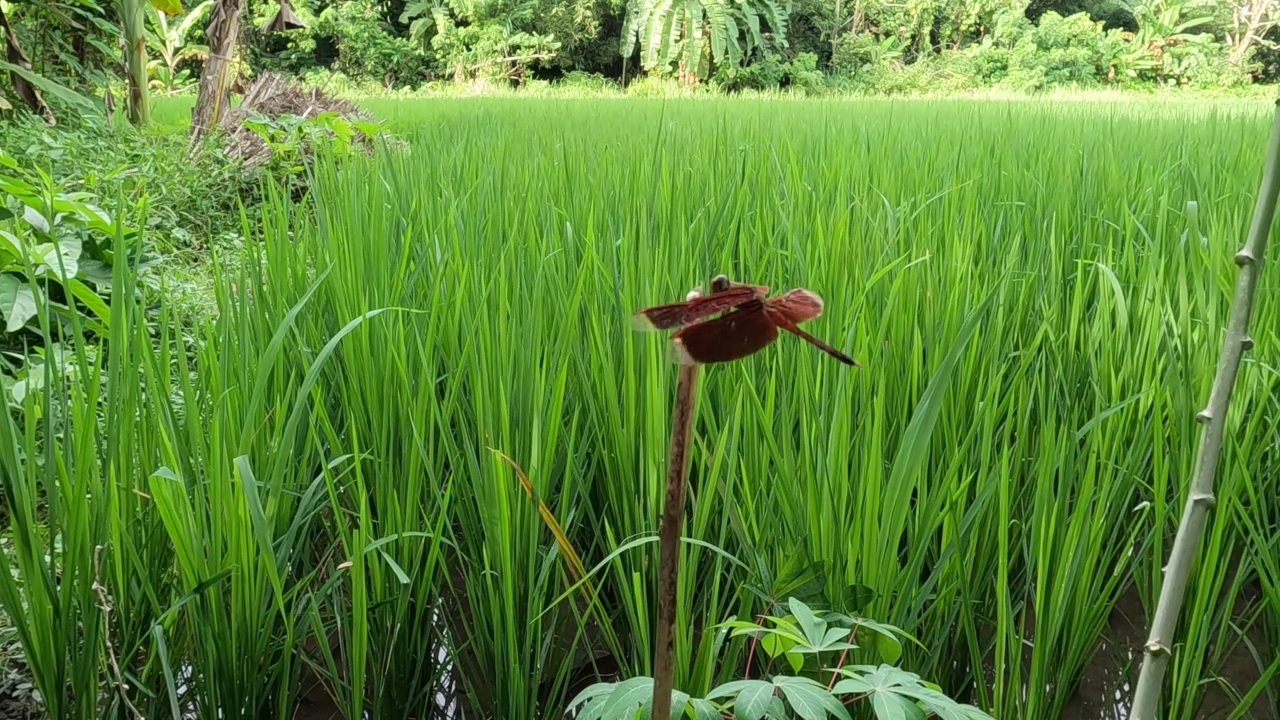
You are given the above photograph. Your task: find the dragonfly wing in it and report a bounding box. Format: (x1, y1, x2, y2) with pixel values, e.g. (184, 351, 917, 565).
(671, 299, 779, 365)
(631, 285, 763, 331)
(765, 288, 826, 324)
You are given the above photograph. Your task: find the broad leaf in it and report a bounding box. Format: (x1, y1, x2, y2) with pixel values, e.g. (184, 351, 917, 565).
(687, 698, 722, 720)
(32, 239, 81, 281)
(0, 61, 102, 114)
(0, 275, 38, 332)
(707, 679, 773, 720)
(66, 279, 110, 329)
(567, 681, 617, 716)
(788, 597, 825, 645)
(22, 205, 49, 233)
(875, 633, 903, 664)
(839, 583, 877, 612)
(871, 693, 926, 720)
(150, 0, 184, 15)
(774, 676, 849, 720)
(600, 676, 652, 718)
(0, 230, 20, 258)
(785, 649, 804, 672)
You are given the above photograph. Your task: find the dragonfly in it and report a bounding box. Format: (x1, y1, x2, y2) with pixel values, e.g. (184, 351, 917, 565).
(632, 274, 859, 367)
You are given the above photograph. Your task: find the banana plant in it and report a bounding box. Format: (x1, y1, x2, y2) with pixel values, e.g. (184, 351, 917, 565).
(118, 0, 185, 125)
(146, 0, 212, 94)
(620, 0, 789, 81)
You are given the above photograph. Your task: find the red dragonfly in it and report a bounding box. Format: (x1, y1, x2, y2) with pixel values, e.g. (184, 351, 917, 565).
(632, 275, 859, 366)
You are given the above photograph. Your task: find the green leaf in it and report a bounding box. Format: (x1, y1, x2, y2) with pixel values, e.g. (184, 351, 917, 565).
(879, 288, 995, 582)
(775, 557, 826, 601)
(872, 693, 925, 720)
(775, 676, 850, 720)
(67, 278, 110, 329)
(0, 61, 102, 115)
(761, 631, 799, 657)
(32, 239, 81, 281)
(839, 583, 877, 612)
(150, 0, 184, 15)
(377, 550, 410, 584)
(707, 680, 773, 720)
(875, 633, 903, 664)
(687, 698, 722, 720)
(788, 597, 825, 645)
(576, 694, 608, 720)
(831, 675, 874, 695)
(0, 275, 38, 332)
(600, 676, 652, 718)
(0, 230, 20, 258)
(785, 649, 804, 672)
(568, 681, 617, 715)
(22, 206, 49, 233)
(0, 208, 14, 223)
(78, 260, 114, 288)
(820, 627, 854, 649)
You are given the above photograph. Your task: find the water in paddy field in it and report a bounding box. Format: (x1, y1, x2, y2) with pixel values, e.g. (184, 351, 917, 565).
(1058, 584, 1275, 720)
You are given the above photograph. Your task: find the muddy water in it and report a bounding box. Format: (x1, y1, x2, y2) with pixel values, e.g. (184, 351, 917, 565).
(1061, 585, 1275, 720)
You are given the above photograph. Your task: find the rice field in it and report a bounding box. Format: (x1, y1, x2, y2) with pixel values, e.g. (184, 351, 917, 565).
(3, 97, 1279, 720)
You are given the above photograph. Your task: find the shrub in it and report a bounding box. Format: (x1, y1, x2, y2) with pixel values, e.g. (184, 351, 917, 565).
(0, 148, 130, 383)
(714, 52, 788, 91)
(968, 10, 1118, 91)
(314, 0, 430, 85)
(787, 52, 826, 92)
(0, 116, 250, 255)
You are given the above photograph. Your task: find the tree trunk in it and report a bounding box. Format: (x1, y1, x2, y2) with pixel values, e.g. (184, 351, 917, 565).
(190, 0, 243, 143)
(831, 0, 840, 62)
(0, 4, 55, 123)
(119, 0, 150, 125)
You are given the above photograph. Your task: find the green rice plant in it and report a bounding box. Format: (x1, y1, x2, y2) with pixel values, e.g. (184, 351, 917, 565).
(216, 97, 1276, 720)
(0, 219, 121, 720)
(1131, 99, 1280, 719)
(4, 96, 1278, 720)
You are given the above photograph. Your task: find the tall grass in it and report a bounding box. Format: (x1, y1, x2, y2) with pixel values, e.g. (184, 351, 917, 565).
(1, 97, 1277, 719)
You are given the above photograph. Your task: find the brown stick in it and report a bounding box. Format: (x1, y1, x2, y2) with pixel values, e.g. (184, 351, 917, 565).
(651, 362, 698, 720)
(652, 275, 727, 720)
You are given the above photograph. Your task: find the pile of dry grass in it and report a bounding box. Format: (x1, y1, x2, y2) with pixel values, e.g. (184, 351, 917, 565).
(218, 71, 377, 168)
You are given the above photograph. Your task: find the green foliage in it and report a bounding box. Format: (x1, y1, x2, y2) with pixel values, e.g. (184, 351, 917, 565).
(0, 0, 120, 98)
(0, 149, 126, 377)
(0, 117, 249, 254)
(1110, 0, 1245, 86)
(145, 0, 213, 94)
(241, 110, 394, 190)
(983, 9, 1116, 88)
(714, 50, 825, 91)
(620, 0, 790, 80)
(2, 97, 1280, 720)
(314, 0, 429, 84)
(568, 598, 992, 719)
